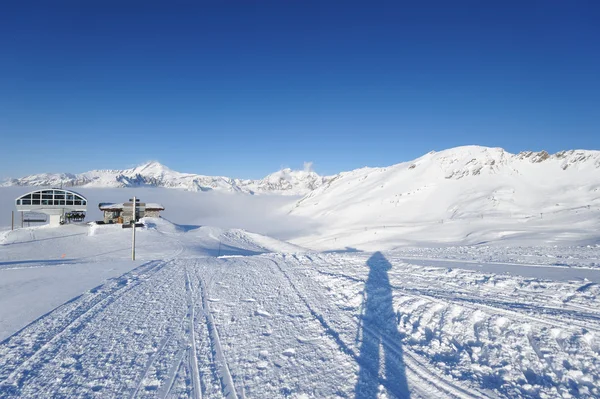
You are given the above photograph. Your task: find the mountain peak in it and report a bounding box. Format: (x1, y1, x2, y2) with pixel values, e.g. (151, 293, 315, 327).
(3, 146, 598, 194)
(134, 160, 171, 172)
(139, 160, 164, 167)
(0, 160, 331, 195)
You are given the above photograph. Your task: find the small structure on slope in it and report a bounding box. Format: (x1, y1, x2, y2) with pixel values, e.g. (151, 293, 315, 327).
(15, 189, 88, 227)
(98, 200, 165, 224)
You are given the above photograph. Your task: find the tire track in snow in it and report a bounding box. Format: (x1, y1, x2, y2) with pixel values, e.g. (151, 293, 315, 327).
(287, 254, 600, 398)
(158, 349, 186, 399)
(197, 271, 239, 399)
(195, 255, 360, 398)
(313, 253, 600, 319)
(0, 260, 166, 388)
(296, 255, 508, 398)
(268, 257, 491, 399)
(185, 268, 203, 399)
(165, 235, 186, 260)
(130, 331, 177, 399)
(129, 287, 190, 399)
(0, 255, 252, 398)
(308, 265, 600, 334)
(0, 259, 200, 398)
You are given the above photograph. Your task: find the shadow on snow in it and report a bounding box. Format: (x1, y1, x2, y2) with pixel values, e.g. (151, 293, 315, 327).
(355, 251, 410, 399)
(323, 247, 363, 254)
(0, 259, 77, 268)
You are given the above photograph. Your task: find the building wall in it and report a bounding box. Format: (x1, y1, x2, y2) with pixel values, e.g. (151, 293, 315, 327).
(145, 210, 161, 218)
(102, 209, 162, 224)
(121, 210, 135, 224)
(103, 211, 120, 224)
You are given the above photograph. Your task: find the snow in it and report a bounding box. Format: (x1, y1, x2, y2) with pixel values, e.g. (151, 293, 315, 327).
(0, 217, 598, 398)
(0, 217, 298, 341)
(1, 146, 600, 398)
(289, 146, 600, 251)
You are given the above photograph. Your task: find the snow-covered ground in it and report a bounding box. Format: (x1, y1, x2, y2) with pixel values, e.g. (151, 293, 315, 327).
(289, 146, 600, 251)
(1, 145, 600, 398)
(0, 217, 599, 398)
(0, 218, 296, 341)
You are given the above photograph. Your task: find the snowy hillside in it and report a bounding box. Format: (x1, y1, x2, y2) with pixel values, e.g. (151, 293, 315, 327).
(4, 146, 600, 249)
(289, 146, 600, 250)
(1, 161, 334, 195)
(1, 220, 599, 398)
(0, 218, 303, 341)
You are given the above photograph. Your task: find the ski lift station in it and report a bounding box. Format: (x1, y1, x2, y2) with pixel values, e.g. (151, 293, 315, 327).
(15, 189, 88, 226)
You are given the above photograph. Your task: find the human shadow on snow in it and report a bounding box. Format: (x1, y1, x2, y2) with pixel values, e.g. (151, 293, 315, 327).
(355, 251, 410, 398)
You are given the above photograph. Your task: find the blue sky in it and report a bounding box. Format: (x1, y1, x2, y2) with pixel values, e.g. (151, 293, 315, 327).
(1, 1, 599, 179)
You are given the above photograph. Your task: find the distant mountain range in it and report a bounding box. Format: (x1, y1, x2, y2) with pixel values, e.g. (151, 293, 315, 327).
(3, 146, 600, 204)
(4, 146, 600, 249)
(1, 161, 334, 195)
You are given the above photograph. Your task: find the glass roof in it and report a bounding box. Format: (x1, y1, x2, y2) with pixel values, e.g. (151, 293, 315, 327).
(15, 189, 87, 207)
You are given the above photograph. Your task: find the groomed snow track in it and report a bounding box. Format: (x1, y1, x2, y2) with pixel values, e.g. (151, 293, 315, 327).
(0, 250, 599, 398)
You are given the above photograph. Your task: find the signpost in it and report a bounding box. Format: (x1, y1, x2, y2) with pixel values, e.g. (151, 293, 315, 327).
(131, 197, 137, 260)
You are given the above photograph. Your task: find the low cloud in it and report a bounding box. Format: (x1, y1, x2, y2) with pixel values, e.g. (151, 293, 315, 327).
(0, 187, 320, 241)
(303, 161, 314, 173)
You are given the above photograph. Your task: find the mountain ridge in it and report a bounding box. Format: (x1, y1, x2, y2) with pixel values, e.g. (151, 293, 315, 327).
(1, 160, 335, 196)
(287, 145, 600, 249)
(3, 146, 600, 197)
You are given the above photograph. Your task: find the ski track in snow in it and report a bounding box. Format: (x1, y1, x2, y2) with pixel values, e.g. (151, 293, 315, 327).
(0, 233, 599, 398)
(280, 252, 600, 398)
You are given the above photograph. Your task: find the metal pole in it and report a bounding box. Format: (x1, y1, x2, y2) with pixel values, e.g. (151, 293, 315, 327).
(132, 196, 136, 261)
(21, 212, 23, 228)
(11, 211, 14, 231)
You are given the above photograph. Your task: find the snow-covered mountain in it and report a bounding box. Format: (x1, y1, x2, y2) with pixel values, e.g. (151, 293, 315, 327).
(1, 161, 334, 196)
(289, 146, 600, 249)
(5, 145, 600, 249)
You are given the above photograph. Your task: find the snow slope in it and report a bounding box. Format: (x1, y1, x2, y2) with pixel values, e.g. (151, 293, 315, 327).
(0, 218, 302, 341)
(289, 146, 600, 250)
(1, 146, 600, 397)
(4, 145, 600, 249)
(1, 161, 334, 195)
(0, 219, 599, 398)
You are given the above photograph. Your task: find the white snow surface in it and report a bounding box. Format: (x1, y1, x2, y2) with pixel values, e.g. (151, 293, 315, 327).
(289, 146, 600, 250)
(4, 145, 600, 250)
(1, 146, 600, 398)
(0, 218, 599, 398)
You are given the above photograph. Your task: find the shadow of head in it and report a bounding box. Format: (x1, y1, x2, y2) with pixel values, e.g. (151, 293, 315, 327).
(367, 251, 392, 272)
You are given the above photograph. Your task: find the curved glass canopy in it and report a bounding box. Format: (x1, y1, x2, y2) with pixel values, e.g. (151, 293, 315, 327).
(15, 189, 87, 209)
